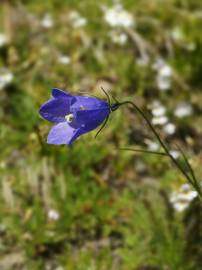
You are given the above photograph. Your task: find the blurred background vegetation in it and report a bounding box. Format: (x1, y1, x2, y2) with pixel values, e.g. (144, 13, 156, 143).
(0, 0, 202, 269)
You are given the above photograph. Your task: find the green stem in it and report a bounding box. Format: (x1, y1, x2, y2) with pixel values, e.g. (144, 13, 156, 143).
(119, 147, 167, 156)
(118, 100, 202, 198)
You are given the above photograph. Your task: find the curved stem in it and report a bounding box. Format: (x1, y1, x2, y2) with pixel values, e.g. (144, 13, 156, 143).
(119, 147, 167, 156)
(118, 100, 202, 198)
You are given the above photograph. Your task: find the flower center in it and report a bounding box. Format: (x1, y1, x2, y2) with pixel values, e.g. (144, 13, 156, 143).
(65, 113, 74, 123)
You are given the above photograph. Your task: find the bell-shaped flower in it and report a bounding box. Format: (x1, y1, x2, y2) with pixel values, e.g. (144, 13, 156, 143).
(39, 88, 111, 145)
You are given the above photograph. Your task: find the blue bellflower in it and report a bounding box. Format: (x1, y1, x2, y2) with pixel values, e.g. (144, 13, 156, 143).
(39, 88, 111, 145)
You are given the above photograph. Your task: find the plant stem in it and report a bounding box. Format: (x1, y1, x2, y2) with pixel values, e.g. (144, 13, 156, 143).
(119, 147, 167, 156)
(117, 100, 202, 198)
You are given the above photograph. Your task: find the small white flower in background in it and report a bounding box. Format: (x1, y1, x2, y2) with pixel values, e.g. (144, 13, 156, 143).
(0, 69, 14, 90)
(0, 33, 8, 47)
(145, 139, 160, 151)
(184, 190, 198, 200)
(152, 115, 168, 125)
(103, 4, 134, 28)
(110, 30, 127, 45)
(156, 65, 172, 91)
(180, 183, 190, 192)
(58, 55, 71, 65)
(171, 27, 184, 41)
(47, 209, 60, 221)
(163, 122, 176, 135)
(174, 102, 193, 118)
(41, 14, 54, 28)
(69, 11, 87, 28)
(152, 58, 173, 91)
(109, 30, 128, 45)
(170, 183, 197, 212)
(149, 100, 166, 113)
(157, 77, 171, 91)
(169, 149, 180, 159)
(150, 101, 168, 126)
(172, 201, 188, 212)
(151, 105, 166, 117)
(159, 65, 172, 78)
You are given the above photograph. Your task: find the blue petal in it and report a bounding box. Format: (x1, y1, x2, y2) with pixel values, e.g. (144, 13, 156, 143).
(47, 122, 88, 145)
(39, 98, 71, 123)
(47, 122, 78, 145)
(71, 96, 109, 111)
(68, 127, 88, 144)
(70, 107, 110, 131)
(52, 88, 75, 100)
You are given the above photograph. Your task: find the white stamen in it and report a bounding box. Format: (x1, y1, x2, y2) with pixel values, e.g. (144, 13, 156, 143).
(65, 113, 74, 123)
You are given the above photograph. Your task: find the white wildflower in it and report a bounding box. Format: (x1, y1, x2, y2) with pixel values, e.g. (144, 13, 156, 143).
(170, 183, 197, 212)
(163, 123, 176, 135)
(152, 115, 168, 125)
(0, 33, 8, 47)
(157, 76, 171, 91)
(180, 183, 190, 192)
(159, 65, 172, 77)
(151, 106, 166, 117)
(187, 190, 198, 200)
(149, 101, 168, 126)
(182, 191, 197, 201)
(145, 139, 160, 151)
(110, 30, 128, 45)
(172, 201, 188, 212)
(47, 209, 60, 221)
(169, 150, 180, 159)
(174, 102, 193, 118)
(41, 14, 54, 29)
(69, 11, 87, 28)
(171, 27, 184, 41)
(156, 65, 172, 91)
(0, 69, 14, 90)
(58, 55, 71, 65)
(104, 4, 134, 28)
(153, 58, 173, 91)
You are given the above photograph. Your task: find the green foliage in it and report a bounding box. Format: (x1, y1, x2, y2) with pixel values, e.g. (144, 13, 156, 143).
(0, 0, 201, 269)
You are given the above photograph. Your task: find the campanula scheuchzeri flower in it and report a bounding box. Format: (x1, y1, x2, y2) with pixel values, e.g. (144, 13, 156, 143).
(39, 88, 202, 198)
(39, 88, 111, 145)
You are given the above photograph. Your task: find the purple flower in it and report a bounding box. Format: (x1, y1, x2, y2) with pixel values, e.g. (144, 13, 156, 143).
(39, 88, 111, 145)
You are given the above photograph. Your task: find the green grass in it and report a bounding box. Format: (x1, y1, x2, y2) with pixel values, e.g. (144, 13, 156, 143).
(0, 0, 201, 269)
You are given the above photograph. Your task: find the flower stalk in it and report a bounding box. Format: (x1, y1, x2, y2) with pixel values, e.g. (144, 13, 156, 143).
(39, 88, 201, 199)
(113, 100, 202, 199)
